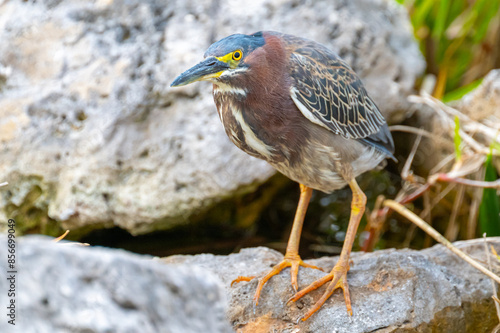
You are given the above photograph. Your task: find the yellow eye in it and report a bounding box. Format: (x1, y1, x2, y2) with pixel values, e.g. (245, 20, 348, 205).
(232, 50, 242, 61)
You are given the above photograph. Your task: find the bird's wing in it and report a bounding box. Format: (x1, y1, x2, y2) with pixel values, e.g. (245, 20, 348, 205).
(287, 44, 387, 140)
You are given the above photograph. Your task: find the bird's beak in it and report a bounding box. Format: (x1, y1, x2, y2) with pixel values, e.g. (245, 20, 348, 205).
(170, 57, 230, 87)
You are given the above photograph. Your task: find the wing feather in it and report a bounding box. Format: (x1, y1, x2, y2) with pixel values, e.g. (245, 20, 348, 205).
(288, 51, 386, 140)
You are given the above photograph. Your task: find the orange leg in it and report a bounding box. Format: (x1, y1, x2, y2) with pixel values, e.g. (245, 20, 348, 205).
(289, 178, 366, 321)
(232, 184, 323, 305)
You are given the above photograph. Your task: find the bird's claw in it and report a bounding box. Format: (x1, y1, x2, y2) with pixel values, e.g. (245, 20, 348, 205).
(251, 254, 324, 305)
(289, 261, 351, 321)
(230, 275, 256, 287)
(231, 254, 323, 306)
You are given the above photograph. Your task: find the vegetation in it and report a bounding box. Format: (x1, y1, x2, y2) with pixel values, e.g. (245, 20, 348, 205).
(397, 0, 500, 100)
(377, 0, 500, 246)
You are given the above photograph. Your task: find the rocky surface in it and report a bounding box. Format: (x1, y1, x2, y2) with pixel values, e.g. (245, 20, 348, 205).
(0, 0, 425, 235)
(459, 69, 500, 120)
(165, 238, 500, 332)
(1, 235, 497, 332)
(0, 235, 232, 333)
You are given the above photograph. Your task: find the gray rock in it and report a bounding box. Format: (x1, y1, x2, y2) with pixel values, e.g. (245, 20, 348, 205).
(459, 69, 500, 120)
(0, 0, 424, 235)
(164, 238, 500, 332)
(0, 235, 233, 333)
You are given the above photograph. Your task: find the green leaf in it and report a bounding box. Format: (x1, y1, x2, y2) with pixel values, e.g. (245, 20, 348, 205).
(442, 78, 483, 103)
(432, 0, 449, 39)
(413, 0, 437, 29)
(400, 0, 500, 97)
(433, 0, 451, 62)
(454, 116, 462, 162)
(479, 152, 500, 236)
(470, 0, 500, 43)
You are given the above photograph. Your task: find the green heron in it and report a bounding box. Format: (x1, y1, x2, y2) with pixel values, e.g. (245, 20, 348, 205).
(171, 31, 394, 321)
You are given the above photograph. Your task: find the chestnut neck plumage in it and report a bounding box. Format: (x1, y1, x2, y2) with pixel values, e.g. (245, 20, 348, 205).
(212, 34, 308, 165)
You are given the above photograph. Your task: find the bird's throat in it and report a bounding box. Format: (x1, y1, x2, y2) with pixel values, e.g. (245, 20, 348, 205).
(212, 82, 247, 97)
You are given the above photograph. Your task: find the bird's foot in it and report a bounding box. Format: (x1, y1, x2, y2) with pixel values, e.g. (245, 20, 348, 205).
(288, 260, 351, 321)
(231, 253, 323, 306)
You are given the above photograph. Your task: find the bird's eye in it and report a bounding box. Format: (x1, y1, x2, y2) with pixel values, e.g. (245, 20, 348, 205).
(232, 50, 242, 61)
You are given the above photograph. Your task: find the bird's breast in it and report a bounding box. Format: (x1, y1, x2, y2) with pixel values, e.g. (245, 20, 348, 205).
(213, 89, 276, 162)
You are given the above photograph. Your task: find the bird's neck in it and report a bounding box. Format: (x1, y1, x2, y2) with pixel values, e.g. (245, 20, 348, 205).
(212, 82, 248, 99)
(212, 75, 301, 167)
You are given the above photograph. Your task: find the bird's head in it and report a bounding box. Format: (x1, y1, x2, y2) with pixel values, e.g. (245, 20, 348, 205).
(170, 32, 266, 88)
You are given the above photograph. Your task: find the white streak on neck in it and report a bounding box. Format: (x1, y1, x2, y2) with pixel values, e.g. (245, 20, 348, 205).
(213, 82, 247, 96)
(232, 108, 274, 159)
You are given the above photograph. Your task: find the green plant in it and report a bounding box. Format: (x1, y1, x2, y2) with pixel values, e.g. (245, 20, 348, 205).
(479, 148, 500, 236)
(397, 0, 500, 100)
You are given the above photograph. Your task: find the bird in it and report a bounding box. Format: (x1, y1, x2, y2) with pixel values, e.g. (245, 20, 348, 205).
(171, 31, 395, 321)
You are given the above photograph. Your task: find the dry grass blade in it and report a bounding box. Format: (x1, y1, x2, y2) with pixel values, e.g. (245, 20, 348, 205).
(403, 224, 417, 248)
(421, 183, 456, 220)
(429, 154, 455, 175)
(423, 191, 433, 248)
(409, 93, 499, 156)
(444, 185, 465, 241)
(483, 234, 500, 322)
(53, 230, 89, 246)
(384, 199, 500, 285)
(491, 246, 500, 261)
(434, 174, 500, 188)
(467, 186, 482, 239)
(389, 125, 454, 149)
(53, 230, 70, 242)
(365, 88, 500, 251)
(402, 131, 423, 181)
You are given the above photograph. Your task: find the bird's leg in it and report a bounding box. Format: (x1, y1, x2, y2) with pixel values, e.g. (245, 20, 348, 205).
(252, 184, 324, 304)
(231, 184, 323, 305)
(289, 178, 366, 321)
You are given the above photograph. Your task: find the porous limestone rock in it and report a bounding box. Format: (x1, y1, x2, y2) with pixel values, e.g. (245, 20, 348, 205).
(165, 238, 500, 332)
(0, 0, 424, 234)
(459, 69, 500, 120)
(2, 235, 495, 332)
(0, 235, 233, 333)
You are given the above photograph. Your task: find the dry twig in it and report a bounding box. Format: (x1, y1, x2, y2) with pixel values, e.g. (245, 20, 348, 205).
(384, 199, 500, 285)
(53, 230, 89, 246)
(364, 89, 500, 251)
(53, 230, 70, 242)
(409, 93, 500, 156)
(483, 234, 500, 322)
